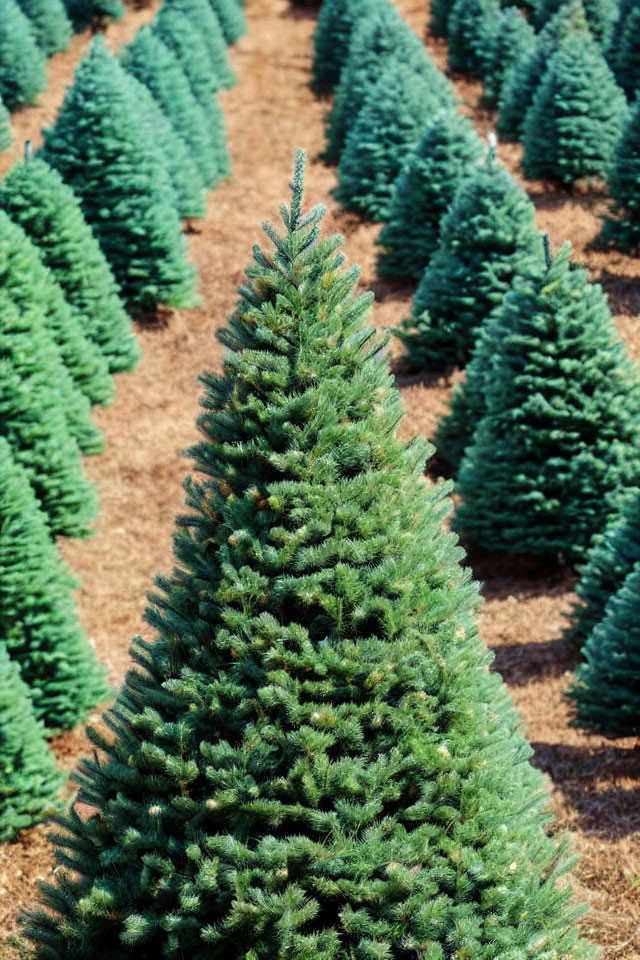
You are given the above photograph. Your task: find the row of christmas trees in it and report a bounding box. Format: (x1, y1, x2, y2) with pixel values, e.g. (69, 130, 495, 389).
(308, 0, 639, 739)
(0, 0, 246, 841)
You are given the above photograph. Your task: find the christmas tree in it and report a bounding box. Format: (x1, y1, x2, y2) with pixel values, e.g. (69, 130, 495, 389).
(568, 563, 640, 737)
(563, 490, 640, 648)
(208, 0, 246, 45)
(447, 0, 501, 79)
(376, 109, 484, 280)
(0, 97, 13, 152)
(497, 0, 589, 141)
(336, 61, 448, 221)
(21, 149, 594, 960)
(402, 153, 540, 371)
(16, 0, 72, 55)
(522, 30, 627, 185)
(120, 27, 223, 190)
(324, 7, 453, 163)
(163, 0, 236, 90)
(455, 241, 640, 558)
(600, 97, 640, 252)
(534, 0, 617, 45)
(40, 38, 198, 314)
(123, 71, 206, 223)
(312, 0, 375, 94)
(482, 6, 536, 108)
(430, 0, 456, 37)
(62, 0, 123, 29)
(0, 208, 105, 456)
(0, 438, 109, 730)
(0, 155, 139, 374)
(611, 5, 640, 97)
(0, 638, 62, 842)
(0, 0, 46, 111)
(153, 7, 231, 181)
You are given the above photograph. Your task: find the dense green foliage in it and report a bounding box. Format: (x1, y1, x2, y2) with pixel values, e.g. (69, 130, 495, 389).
(22, 148, 594, 960)
(208, 0, 246, 44)
(522, 31, 627, 185)
(455, 243, 640, 558)
(447, 0, 501, 78)
(164, 0, 236, 90)
(336, 61, 447, 221)
(17, 0, 71, 55)
(482, 7, 535, 108)
(0, 635, 62, 842)
(533, 0, 617, 45)
(430, 0, 455, 36)
(403, 158, 540, 371)
(600, 97, 640, 252)
(0, 156, 139, 373)
(40, 38, 197, 313)
(0, 0, 46, 111)
(0, 438, 109, 730)
(0, 97, 12, 152)
(324, 7, 453, 163)
(611, 5, 640, 97)
(376, 110, 484, 280)
(62, 0, 124, 29)
(120, 28, 222, 189)
(568, 563, 640, 737)
(564, 490, 640, 648)
(312, 0, 374, 93)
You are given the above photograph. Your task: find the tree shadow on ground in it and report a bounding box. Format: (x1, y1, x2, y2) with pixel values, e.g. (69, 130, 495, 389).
(490, 636, 578, 688)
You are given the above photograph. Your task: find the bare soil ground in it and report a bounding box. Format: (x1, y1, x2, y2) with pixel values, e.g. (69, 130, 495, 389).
(0, 0, 637, 955)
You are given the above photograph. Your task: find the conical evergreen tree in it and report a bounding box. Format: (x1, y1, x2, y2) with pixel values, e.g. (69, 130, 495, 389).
(120, 28, 222, 190)
(403, 155, 540, 371)
(534, 0, 617, 45)
(455, 242, 640, 558)
(0, 156, 139, 374)
(0, 97, 13, 152)
(568, 562, 640, 737)
(336, 61, 449, 221)
(482, 6, 536, 108)
(0, 208, 105, 455)
(40, 38, 197, 314)
(522, 31, 627, 185)
(21, 148, 594, 960)
(0, 639, 62, 842)
(447, 0, 501, 79)
(0, 438, 109, 730)
(497, 0, 589, 141)
(16, 0, 72, 55)
(164, 0, 236, 89)
(0, 0, 46, 111)
(123, 71, 206, 222)
(62, 0, 124, 29)
(153, 8, 230, 181)
(600, 97, 640, 252)
(324, 7, 453, 163)
(611, 5, 640, 97)
(207, 0, 246, 44)
(312, 0, 375, 94)
(430, 0, 455, 37)
(563, 489, 640, 648)
(376, 109, 484, 280)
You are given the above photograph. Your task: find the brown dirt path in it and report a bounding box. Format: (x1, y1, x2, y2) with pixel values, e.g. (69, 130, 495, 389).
(0, 0, 637, 954)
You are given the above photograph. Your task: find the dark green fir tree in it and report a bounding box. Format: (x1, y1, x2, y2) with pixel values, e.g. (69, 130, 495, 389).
(0, 638, 62, 842)
(336, 61, 449, 221)
(40, 38, 198, 314)
(62, 0, 124, 29)
(21, 148, 595, 960)
(600, 97, 640, 252)
(430, 0, 456, 37)
(611, 5, 640, 97)
(533, 0, 617, 45)
(447, 0, 501, 79)
(207, 0, 246, 45)
(324, 7, 454, 163)
(376, 109, 484, 280)
(16, 0, 72, 55)
(402, 151, 540, 371)
(0, 97, 13, 152)
(567, 562, 640, 737)
(120, 27, 223, 190)
(0, 155, 139, 374)
(482, 6, 536, 109)
(455, 241, 640, 558)
(0, 0, 46, 111)
(563, 489, 640, 648)
(312, 0, 375, 94)
(522, 31, 627, 185)
(497, 0, 589, 142)
(164, 0, 236, 89)
(0, 438, 109, 730)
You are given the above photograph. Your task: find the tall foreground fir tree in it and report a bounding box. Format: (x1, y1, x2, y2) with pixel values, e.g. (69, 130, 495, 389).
(23, 152, 594, 960)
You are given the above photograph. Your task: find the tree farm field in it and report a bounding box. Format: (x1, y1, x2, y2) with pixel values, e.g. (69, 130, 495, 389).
(0, 0, 638, 956)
